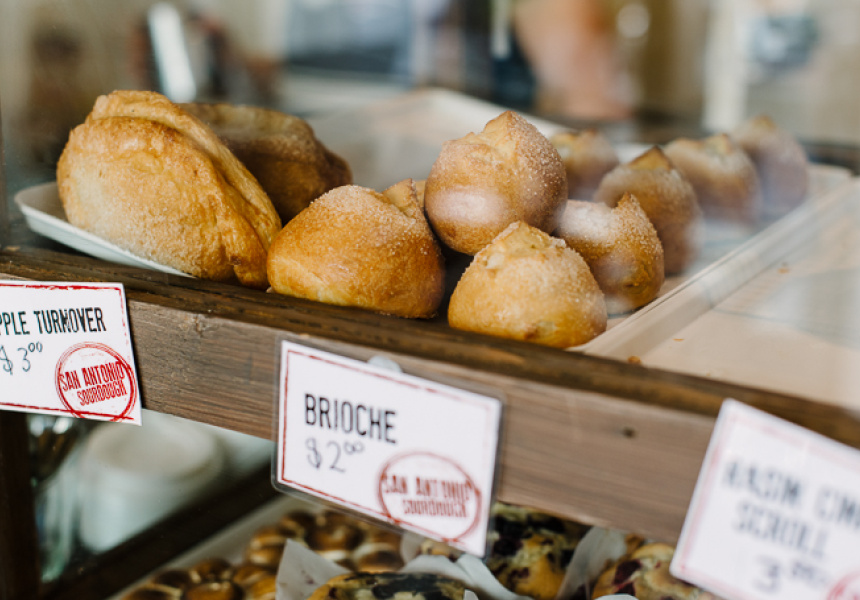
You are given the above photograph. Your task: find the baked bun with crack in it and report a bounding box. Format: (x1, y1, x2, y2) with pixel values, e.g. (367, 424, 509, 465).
(731, 114, 808, 217)
(448, 221, 606, 347)
(183, 102, 352, 223)
(57, 90, 281, 289)
(555, 194, 664, 315)
(424, 111, 567, 255)
(664, 133, 760, 223)
(267, 179, 445, 318)
(593, 146, 702, 274)
(550, 128, 620, 199)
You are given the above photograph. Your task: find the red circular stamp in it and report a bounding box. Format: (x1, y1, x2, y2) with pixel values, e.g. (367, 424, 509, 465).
(55, 342, 137, 421)
(377, 451, 482, 544)
(828, 570, 860, 600)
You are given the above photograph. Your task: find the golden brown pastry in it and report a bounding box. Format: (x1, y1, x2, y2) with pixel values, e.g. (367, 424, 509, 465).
(424, 111, 568, 255)
(593, 146, 703, 275)
(244, 524, 292, 570)
(185, 582, 244, 600)
(592, 543, 723, 599)
(57, 90, 281, 288)
(731, 114, 809, 217)
(350, 527, 404, 573)
(123, 558, 240, 600)
(267, 179, 446, 319)
(307, 572, 467, 600)
(448, 221, 607, 347)
(183, 102, 351, 223)
(550, 128, 620, 199)
(664, 133, 760, 223)
(555, 194, 664, 315)
(484, 502, 590, 600)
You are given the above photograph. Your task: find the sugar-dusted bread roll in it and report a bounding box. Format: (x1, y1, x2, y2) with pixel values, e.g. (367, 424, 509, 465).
(731, 114, 809, 217)
(550, 128, 620, 200)
(267, 179, 445, 318)
(594, 146, 702, 274)
(448, 221, 606, 347)
(424, 111, 567, 255)
(183, 102, 351, 223)
(555, 194, 664, 315)
(57, 90, 281, 288)
(664, 133, 761, 223)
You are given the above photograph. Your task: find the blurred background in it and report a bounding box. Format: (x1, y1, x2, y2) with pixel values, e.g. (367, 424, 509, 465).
(2, 0, 857, 197)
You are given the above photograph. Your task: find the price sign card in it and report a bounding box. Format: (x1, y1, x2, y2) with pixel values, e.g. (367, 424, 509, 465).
(672, 399, 860, 600)
(276, 341, 503, 556)
(0, 281, 141, 424)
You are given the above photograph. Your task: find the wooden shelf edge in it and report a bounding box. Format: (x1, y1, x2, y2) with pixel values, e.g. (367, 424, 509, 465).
(4, 246, 860, 542)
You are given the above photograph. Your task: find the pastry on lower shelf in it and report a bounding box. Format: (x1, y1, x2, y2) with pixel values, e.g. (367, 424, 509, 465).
(591, 543, 723, 599)
(731, 114, 809, 217)
(424, 110, 568, 255)
(554, 194, 664, 315)
(550, 129, 620, 200)
(57, 90, 281, 289)
(448, 221, 607, 348)
(267, 179, 446, 319)
(183, 101, 352, 224)
(485, 503, 591, 600)
(664, 133, 760, 223)
(593, 146, 702, 275)
(123, 557, 243, 600)
(243, 507, 404, 574)
(307, 572, 468, 600)
(416, 502, 590, 600)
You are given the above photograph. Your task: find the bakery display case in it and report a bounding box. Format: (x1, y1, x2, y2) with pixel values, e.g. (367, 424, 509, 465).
(3, 2, 860, 600)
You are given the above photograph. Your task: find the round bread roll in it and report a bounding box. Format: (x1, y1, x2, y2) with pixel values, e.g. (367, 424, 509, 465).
(184, 102, 352, 223)
(592, 543, 722, 599)
(550, 128, 620, 199)
(731, 114, 808, 217)
(57, 90, 281, 288)
(267, 179, 446, 319)
(593, 146, 702, 274)
(424, 110, 567, 255)
(664, 133, 761, 223)
(448, 221, 607, 348)
(555, 194, 664, 315)
(307, 572, 467, 600)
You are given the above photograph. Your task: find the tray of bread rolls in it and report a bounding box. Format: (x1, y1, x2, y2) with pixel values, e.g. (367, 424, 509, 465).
(16, 88, 853, 354)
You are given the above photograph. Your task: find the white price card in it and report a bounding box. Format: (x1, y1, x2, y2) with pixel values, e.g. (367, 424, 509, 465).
(275, 341, 503, 556)
(0, 281, 141, 424)
(672, 399, 860, 600)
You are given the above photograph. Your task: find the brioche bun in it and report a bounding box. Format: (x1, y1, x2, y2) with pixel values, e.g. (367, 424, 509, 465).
(448, 221, 606, 347)
(555, 194, 664, 314)
(594, 146, 703, 274)
(732, 114, 808, 217)
(267, 179, 445, 318)
(550, 128, 620, 199)
(424, 111, 567, 255)
(664, 133, 760, 223)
